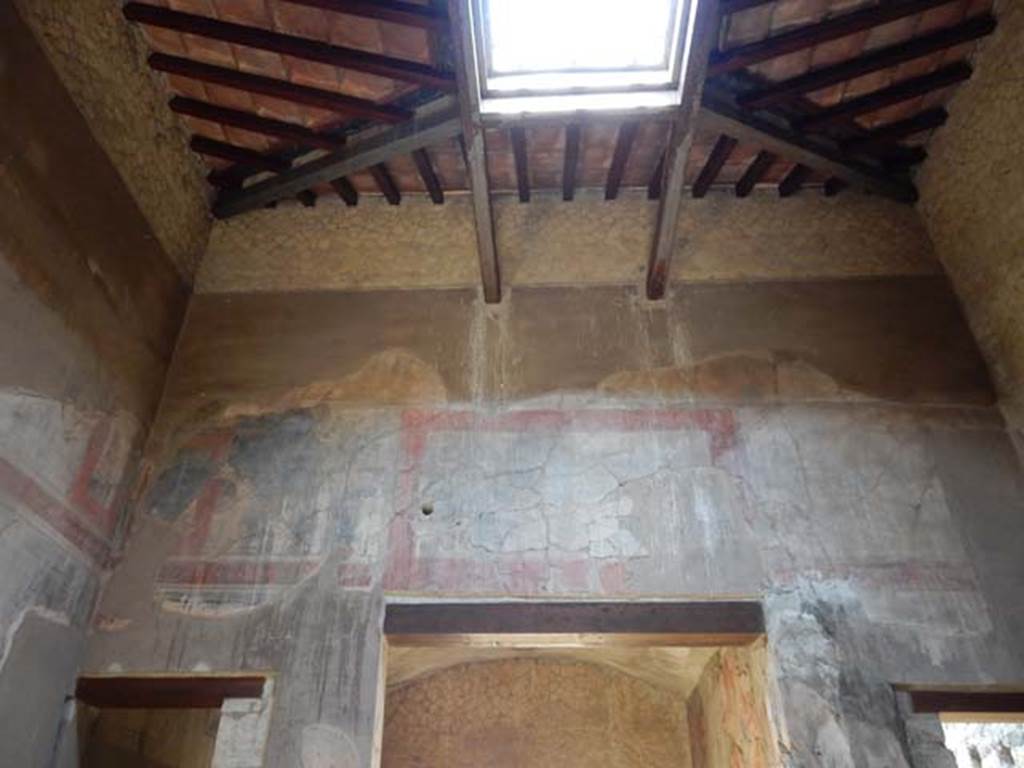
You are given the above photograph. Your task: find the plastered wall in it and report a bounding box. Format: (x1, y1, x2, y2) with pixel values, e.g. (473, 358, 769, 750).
(918, 0, 1024, 443)
(13, 0, 211, 282)
(0, 5, 189, 763)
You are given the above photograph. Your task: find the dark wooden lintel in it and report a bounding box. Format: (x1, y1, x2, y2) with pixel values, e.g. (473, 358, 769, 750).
(76, 676, 266, 709)
(907, 689, 1024, 715)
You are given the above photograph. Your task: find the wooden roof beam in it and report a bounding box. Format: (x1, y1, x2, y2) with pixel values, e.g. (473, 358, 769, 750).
(412, 148, 444, 203)
(212, 102, 461, 217)
(646, 0, 723, 300)
(842, 108, 948, 153)
(149, 54, 409, 123)
(708, 0, 959, 76)
(740, 15, 994, 109)
(699, 82, 918, 203)
(510, 125, 530, 203)
(125, 3, 455, 90)
(280, 0, 450, 32)
(778, 163, 811, 197)
(190, 135, 291, 172)
(562, 124, 581, 201)
(448, 0, 500, 303)
(370, 163, 401, 204)
(734, 150, 775, 197)
(605, 122, 639, 201)
(720, 0, 776, 14)
(692, 134, 737, 197)
(170, 97, 345, 151)
(798, 62, 971, 131)
(330, 177, 359, 206)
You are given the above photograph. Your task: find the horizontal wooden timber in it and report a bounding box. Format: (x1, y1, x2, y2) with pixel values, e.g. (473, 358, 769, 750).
(125, 3, 454, 90)
(740, 15, 995, 109)
(904, 688, 1024, 716)
(213, 103, 461, 217)
(798, 62, 971, 131)
(170, 97, 344, 151)
(708, 0, 958, 75)
(76, 676, 266, 709)
(384, 601, 765, 646)
(150, 54, 409, 122)
(280, 0, 450, 32)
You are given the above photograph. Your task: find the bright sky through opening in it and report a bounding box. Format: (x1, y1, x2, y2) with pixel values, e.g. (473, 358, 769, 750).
(487, 0, 678, 74)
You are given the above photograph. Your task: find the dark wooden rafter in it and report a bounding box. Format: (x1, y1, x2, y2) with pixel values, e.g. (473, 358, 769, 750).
(170, 97, 344, 151)
(330, 177, 359, 206)
(823, 177, 848, 196)
(646, 0, 723, 300)
(296, 189, 318, 206)
(708, 0, 960, 76)
(150, 54, 409, 123)
(843, 108, 948, 153)
(213, 102, 460, 217)
(740, 15, 996, 109)
(692, 134, 737, 197)
(778, 163, 812, 196)
(280, 0, 450, 32)
(510, 125, 530, 203)
(124, 3, 454, 90)
(798, 62, 972, 131)
(411, 148, 444, 203)
(648, 152, 666, 200)
(699, 81, 918, 202)
(190, 135, 291, 172)
(605, 122, 639, 200)
(448, 0, 500, 303)
(562, 124, 581, 201)
(370, 163, 401, 204)
(734, 149, 775, 197)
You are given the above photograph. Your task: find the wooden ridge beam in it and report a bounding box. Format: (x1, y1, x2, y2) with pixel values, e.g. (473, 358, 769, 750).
(605, 122, 639, 200)
(798, 62, 971, 131)
(170, 97, 344, 151)
(280, 0, 449, 32)
(370, 163, 401, 204)
(692, 134, 737, 197)
(646, 0, 723, 300)
(708, 0, 958, 76)
(412, 148, 444, 203)
(150, 54, 410, 123)
(699, 83, 918, 203)
(212, 102, 460, 217)
(842, 108, 948, 152)
(740, 15, 995, 109)
(448, 0, 500, 303)
(330, 177, 359, 206)
(562, 124, 581, 201)
(510, 125, 530, 203)
(735, 150, 775, 197)
(778, 163, 812, 196)
(125, 3, 454, 90)
(190, 135, 291, 172)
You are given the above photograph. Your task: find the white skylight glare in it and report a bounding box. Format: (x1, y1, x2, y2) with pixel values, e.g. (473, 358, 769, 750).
(471, 0, 697, 115)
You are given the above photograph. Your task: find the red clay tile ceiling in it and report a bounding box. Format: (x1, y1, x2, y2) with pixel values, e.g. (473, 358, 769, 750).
(123, 0, 996, 208)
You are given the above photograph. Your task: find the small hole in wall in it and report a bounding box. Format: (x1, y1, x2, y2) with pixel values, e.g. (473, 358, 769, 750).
(421, 504, 434, 517)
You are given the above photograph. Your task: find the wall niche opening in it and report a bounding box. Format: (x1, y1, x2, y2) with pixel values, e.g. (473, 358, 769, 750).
(376, 600, 781, 767)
